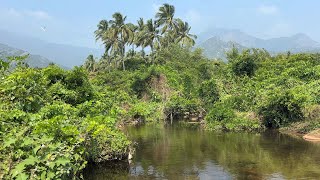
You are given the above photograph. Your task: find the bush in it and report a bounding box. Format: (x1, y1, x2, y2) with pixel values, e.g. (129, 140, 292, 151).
(258, 91, 304, 128)
(43, 65, 66, 85)
(0, 68, 47, 112)
(64, 67, 94, 105)
(198, 78, 219, 107)
(303, 105, 320, 121)
(229, 49, 260, 77)
(205, 102, 235, 123)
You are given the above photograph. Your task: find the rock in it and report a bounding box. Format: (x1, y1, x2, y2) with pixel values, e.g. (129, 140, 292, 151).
(128, 152, 133, 160)
(190, 116, 198, 121)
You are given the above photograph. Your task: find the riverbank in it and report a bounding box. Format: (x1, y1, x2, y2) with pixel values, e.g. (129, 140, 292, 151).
(280, 120, 320, 142)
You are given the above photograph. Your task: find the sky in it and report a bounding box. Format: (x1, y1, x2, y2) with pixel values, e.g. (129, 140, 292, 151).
(0, 0, 320, 49)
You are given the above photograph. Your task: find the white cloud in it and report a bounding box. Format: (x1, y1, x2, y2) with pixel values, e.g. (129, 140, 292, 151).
(25, 10, 51, 20)
(257, 5, 278, 15)
(0, 8, 51, 20)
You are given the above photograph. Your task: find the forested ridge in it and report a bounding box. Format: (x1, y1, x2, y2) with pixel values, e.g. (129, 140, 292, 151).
(1, 4, 320, 179)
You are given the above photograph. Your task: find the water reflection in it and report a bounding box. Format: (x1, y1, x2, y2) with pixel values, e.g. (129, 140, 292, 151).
(84, 125, 320, 180)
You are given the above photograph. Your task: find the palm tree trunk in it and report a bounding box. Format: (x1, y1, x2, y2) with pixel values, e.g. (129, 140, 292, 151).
(151, 47, 154, 64)
(122, 56, 126, 71)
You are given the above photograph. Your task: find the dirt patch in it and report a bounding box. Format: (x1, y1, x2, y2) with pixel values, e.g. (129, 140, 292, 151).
(303, 129, 320, 142)
(150, 74, 171, 101)
(141, 73, 172, 101)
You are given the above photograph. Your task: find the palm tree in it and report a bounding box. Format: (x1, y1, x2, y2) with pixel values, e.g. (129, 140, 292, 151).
(175, 19, 197, 47)
(84, 54, 96, 72)
(127, 23, 138, 54)
(155, 4, 176, 34)
(143, 19, 161, 63)
(135, 18, 145, 48)
(107, 12, 133, 70)
(94, 20, 109, 42)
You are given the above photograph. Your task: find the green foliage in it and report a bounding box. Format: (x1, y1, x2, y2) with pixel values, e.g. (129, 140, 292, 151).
(0, 58, 10, 75)
(165, 94, 200, 119)
(64, 67, 94, 104)
(0, 64, 130, 179)
(206, 102, 235, 123)
(198, 78, 219, 107)
(0, 68, 47, 112)
(43, 64, 66, 85)
(205, 103, 262, 132)
(258, 90, 304, 128)
(94, 4, 197, 71)
(229, 50, 258, 77)
(2, 23, 320, 179)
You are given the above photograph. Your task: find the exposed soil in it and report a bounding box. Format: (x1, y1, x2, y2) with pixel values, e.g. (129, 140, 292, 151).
(303, 129, 320, 142)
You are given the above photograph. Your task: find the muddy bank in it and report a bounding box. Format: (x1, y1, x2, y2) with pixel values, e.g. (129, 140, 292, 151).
(303, 129, 320, 142)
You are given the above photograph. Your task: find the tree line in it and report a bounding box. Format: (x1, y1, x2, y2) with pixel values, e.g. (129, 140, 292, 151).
(84, 4, 197, 72)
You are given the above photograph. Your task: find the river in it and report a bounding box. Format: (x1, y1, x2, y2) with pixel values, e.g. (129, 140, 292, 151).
(84, 124, 320, 179)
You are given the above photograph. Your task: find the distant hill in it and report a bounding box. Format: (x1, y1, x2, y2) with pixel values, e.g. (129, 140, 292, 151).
(0, 29, 103, 68)
(197, 28, 320, 60)
(197, 37, 246, 60)
(0, 43, 59, 68)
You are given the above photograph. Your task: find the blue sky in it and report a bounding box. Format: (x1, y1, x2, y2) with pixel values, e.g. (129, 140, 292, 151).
(0, 0, 319, 48)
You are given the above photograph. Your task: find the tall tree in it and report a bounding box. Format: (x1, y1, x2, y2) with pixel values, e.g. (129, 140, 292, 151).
(175, 19, 197, 47)
(127, 23, 138, 55)
(143, 19, 161, 63)
(84, 54, 96, 72)
(155, 4, 176, 34)
(135, 18, 146, 48)
(94, 20, 109, 42)
(107, 12, 133, 70)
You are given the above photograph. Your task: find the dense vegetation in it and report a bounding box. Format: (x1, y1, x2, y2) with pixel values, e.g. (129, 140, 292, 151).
(1, 3, 320, 179)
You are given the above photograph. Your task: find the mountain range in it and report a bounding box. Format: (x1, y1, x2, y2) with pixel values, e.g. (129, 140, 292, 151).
(0, 43, 57, 68)
(0, 29, 103, 68)
(1, 28, 320, 66)
(197, 28, 320, 60)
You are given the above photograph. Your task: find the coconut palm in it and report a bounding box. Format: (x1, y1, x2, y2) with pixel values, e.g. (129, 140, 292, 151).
(127, 23, 138, 54)
(143, 19, 161, 62)
(107, 12, 133, 70)
(175, 19, 197, 47)
(84, 54, 96, 72)
(135, 18, 146, 48)
(155, 4, 176, 34)
(94, 20, 109, 42)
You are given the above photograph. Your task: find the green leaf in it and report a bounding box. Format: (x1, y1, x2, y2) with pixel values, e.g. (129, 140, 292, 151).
(33, 145, 41, 155)
(47, 171, 55, 179)
(4, 138, 16, 147)
(22, 155, 38, 166)
(11, 163, 25, 177)
(55, 158, 70, 166)
(16, 173, 29, 180)
(41, 171, 46, 179)
(21, 138, 34, 147)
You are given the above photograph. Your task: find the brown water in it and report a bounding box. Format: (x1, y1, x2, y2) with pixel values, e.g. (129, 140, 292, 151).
(84, 124, 320, 180)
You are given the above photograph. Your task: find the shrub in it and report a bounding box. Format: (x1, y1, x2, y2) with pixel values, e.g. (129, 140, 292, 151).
(64, 67, 94, 105)
(198, 78, 220, 107)
(258, 91, 304, 128)
(205, 102, 235, 123)
(43, 65, 66, 85)
(303, 105, 320, 121)
(0, 68, 47, 112)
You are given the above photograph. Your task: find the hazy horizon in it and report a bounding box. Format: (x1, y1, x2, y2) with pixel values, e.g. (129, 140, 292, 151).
(1, 0, 320, 48)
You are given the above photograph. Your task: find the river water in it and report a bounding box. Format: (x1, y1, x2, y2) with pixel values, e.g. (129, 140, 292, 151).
(84, 124, 320, 179)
